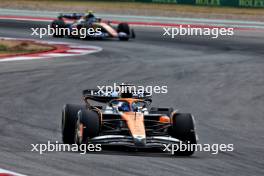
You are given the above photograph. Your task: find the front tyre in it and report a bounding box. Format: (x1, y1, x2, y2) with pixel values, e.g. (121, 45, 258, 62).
(75, 110, 100, 145)
(169, 113, 197, 156)
(61, 104, 85, 144)
(117, 23, 130, 41)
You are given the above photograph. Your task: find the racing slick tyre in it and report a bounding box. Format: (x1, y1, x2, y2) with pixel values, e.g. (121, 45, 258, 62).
(51, 19, 66, 37)
(117, 23, 130, 41)
(169, 113, 197, 156)
(61, 104, 85, 144)
(75, 110, 100, 145)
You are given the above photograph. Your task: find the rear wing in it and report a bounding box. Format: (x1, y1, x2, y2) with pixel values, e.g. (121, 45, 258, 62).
(83, 89, 116, 103)
(82, 89, 152, 103)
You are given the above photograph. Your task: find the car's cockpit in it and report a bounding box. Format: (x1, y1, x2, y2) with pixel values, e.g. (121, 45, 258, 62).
(105, 99, 149, 114)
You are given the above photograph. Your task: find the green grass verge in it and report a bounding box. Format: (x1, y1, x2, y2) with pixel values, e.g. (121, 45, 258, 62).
(0, 40, 54, 57)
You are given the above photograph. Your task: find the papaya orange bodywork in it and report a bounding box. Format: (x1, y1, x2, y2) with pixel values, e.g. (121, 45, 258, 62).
(121, 112, 146, 139)
(114, 98, 170, 139)
(98, 23, 118, 37)
(159, 116, 170, 123)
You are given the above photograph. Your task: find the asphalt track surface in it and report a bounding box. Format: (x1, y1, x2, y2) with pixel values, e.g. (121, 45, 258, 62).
(0, 20, 264, 176)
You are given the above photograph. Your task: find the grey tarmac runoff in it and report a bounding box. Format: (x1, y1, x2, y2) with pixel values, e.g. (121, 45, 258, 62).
(0, 18, 264, 176)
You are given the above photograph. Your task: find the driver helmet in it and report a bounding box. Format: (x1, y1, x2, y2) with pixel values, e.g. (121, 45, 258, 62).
(85, 10, 95, 19)
(120, 102, 130, 112)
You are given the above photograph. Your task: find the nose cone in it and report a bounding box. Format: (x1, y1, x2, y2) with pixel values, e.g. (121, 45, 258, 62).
(121, 112, 146, 146)
(133, 135, 146, 146)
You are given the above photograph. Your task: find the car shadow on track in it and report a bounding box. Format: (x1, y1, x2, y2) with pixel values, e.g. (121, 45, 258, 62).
(62, 36, 136, 43)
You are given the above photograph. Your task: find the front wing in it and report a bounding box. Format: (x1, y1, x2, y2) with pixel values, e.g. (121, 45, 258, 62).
(88, 135, 180, 148)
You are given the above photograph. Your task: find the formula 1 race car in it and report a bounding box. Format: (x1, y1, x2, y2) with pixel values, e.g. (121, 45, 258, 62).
(51, 13, 135, 41)
(61, 86, 197, 156)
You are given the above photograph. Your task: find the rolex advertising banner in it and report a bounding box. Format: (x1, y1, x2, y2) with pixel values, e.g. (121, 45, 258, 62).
(133, 0, 264, 8)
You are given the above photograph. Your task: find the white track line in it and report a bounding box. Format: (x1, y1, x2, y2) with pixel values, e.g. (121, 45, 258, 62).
(0, 168, 27, 176)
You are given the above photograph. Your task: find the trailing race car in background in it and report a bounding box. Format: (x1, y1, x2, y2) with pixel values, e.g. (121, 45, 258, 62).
(61, 86, 198, 156)
(51, 13, 135, 41)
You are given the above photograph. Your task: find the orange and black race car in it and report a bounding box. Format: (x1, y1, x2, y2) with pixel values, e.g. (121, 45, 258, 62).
(51, 13, 135, 41)
(61, 87, 198, 156)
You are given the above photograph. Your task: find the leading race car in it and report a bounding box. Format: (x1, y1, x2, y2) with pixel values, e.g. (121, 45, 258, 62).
(51, 12, 135, 41)
(61, 86, 198, 156)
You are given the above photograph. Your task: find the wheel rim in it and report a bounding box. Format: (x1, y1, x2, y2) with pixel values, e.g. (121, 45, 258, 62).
(74, 119, 84, 145)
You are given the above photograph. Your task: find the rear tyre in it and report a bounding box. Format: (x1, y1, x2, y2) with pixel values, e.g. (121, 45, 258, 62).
(117, 23, 130, 41)
(61, 104, 85, 144)
(169, 113, 197, 156)
(51, 19, 66, 37)
(75, 109, 100, 145)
